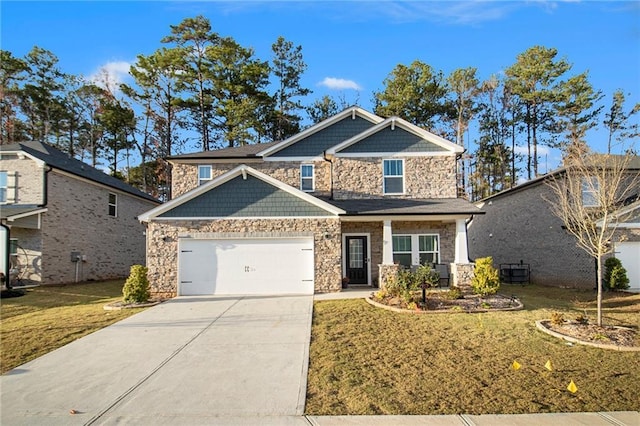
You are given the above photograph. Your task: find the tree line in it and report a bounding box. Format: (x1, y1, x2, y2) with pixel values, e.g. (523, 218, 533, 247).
(1, 15, 638, 200)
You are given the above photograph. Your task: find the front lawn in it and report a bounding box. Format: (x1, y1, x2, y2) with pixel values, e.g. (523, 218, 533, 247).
(0, 280, 146, 374)
(306, 285, 640, 415)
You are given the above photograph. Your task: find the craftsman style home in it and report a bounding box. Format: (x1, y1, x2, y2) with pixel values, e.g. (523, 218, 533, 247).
(139, 107, 483, 297)
(0, 141, 159, 286)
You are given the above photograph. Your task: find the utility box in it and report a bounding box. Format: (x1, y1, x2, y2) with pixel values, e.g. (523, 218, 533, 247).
(70, 251, 81, 262)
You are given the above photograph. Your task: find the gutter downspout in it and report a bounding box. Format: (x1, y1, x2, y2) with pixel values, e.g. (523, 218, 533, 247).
(323, 151, 334, 200)
(39, 166, 52, 207)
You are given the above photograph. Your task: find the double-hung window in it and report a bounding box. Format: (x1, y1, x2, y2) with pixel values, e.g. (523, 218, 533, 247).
(392, 234, 440, 267)
(198, 165, 212, 186)
(581, 177, 599, 207)
(300, 164, 314, 192)
(108, 193, 117, 217)
(383, 159, 404, 194)
(0, 171, 7, 203)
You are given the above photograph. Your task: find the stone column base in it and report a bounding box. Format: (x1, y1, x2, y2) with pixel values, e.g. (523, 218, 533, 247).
(378, 264, 400, 290)
(451, 263, 475, 293)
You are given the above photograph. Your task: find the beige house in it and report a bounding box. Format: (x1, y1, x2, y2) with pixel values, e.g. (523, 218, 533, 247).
(139, 107, 483, 297)
(0, 141, 159, 286)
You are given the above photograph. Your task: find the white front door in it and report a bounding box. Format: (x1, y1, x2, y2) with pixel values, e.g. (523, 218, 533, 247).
(178, 238, 314, 295)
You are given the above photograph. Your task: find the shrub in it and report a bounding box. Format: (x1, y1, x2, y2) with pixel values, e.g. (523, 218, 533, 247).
(122, 265, 151, 303)
(550, 311, 565, 325)
(471, 257, 500, 296)
(442, 288, 462, 300)
(415, 264, 439, 288)
(603, 257, 630, 290)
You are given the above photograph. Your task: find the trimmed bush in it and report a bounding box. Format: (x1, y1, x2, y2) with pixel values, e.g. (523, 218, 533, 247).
(603, 257, 630, 290)
(122, 265, 151, 303)
(471, 257, 500, 296)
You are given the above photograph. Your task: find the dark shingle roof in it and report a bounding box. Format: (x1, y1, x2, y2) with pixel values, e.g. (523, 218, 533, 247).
(321, 198, 483, 216)
(167, 141, 280, 160)
(0, 141, 158, 202)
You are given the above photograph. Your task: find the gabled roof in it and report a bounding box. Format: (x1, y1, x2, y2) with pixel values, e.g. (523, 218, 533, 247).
(327, 116, 464, 156)
(0, 141, 158, 203)
(138, 165, 345, 222)
(258, 106, 384, 158)
(597, 199, 640, 229)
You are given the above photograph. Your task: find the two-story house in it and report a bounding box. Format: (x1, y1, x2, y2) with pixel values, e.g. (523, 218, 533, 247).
(0, 141, 159, 287)
(138, 107, 483, 297)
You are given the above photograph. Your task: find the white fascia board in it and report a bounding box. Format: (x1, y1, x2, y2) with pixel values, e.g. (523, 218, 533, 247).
(149, 215, 338, 221)
(0, 149, 47, 167)
(327, 116, 464, 155)
(262, 156, 324, 162)
(595, 200, 640, 227)
(257, 106, 384, 157)
(6, 208, 48, 221)
(335, 152, 457, 158)
(138, 164, 345, 222)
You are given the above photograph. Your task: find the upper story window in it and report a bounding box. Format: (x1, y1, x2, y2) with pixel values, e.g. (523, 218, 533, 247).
(0, 171, 7, 203)
(198, 165, 212, 186)
(108, 193, 117, 217)
(300, 164, 314, 192)
(581, 177, 599, 207)
(383, 159, 404, 195)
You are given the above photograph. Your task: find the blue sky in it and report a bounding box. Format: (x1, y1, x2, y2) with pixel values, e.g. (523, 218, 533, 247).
(2, 1, 639, 172)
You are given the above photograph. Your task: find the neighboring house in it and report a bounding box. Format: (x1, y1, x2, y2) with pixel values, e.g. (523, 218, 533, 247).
(0, 141, 159, 286)
(468, 158, 640, 291)
(138, 107, 483, 297)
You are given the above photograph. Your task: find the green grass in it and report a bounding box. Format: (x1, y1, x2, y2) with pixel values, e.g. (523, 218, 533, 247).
(1, 280, 146, 374)
(306, 285, 640, 415)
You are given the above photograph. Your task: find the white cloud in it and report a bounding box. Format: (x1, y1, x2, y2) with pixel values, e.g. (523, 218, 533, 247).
(89, 61, 132, 93)
(514, 145, 552, 156)
(318, 77, 362, 91)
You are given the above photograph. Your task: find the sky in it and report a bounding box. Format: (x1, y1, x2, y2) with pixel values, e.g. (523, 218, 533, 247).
(2, 1, 639, 174)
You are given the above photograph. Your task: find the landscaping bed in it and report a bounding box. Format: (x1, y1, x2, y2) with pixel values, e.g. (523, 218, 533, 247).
(369, 290, 522, 313)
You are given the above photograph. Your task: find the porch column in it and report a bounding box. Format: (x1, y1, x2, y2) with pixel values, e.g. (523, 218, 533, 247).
(382, 220, 394, 264)
(454, 218, 469, 263)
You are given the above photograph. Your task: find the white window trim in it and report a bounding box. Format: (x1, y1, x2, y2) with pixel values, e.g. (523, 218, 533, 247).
(108, 192, 117, 217)
(383, 158, 405, 195)
(198, 165, 213, 186)
(300, 164, 315, 192)
(392, 233, 440, 266)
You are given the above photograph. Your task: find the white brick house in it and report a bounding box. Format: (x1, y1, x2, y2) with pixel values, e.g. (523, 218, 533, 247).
(0, 141, 159, 286)
(139, 107, 483, 297)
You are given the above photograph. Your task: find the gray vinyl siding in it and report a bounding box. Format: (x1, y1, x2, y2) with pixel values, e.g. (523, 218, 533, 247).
(270, 116, 374, 157)
(159, 175, 333, 218)
(340, 126, 443, 153)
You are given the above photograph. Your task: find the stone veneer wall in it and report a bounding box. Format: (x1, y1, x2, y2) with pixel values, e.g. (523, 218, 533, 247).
(146, 217, 342, 297)
(40, 171, 157, 284)
(171, 161, 332, 199)
(378, 264, 400, 291)
(332, 156, 457, 199)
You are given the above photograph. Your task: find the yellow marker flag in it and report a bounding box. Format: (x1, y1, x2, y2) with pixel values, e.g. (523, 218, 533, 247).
(512, 360, 521, 370)
(567, 380, 578, 393)
(545, 360, 553, 371)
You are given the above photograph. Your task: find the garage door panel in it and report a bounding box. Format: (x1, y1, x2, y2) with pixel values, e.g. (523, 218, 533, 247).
(615, 242, 639, 291)
(178, 238, 314, 296)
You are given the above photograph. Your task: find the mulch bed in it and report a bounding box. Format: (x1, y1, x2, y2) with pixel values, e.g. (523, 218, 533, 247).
(539, 320, 639, 349)
(370, 292, 523, 313)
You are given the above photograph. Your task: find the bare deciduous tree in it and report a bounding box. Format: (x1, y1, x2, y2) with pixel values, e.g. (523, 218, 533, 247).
(546, 152, 639, 325)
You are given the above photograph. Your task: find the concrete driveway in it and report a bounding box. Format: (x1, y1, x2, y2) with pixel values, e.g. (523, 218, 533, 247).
(0, 295, 314, 425)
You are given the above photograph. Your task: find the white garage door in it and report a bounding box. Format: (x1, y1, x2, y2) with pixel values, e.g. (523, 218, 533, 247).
(615, 241, 640, 291)
(178, 238, 314, 295)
